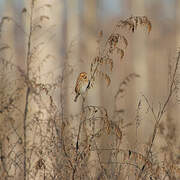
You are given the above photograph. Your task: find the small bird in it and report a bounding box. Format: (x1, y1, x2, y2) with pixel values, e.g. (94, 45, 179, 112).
(74, 72, 89, 102)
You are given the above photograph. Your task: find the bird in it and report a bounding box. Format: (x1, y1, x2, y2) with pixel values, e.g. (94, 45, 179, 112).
(74, 72, 90, 102)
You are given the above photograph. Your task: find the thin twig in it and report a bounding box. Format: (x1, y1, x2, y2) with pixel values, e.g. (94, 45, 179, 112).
(137, 51, 180, 179)
(23, 1, 34, 180)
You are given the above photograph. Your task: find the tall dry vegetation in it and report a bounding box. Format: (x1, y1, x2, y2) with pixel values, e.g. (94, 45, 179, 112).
(0, 1, 179, 180)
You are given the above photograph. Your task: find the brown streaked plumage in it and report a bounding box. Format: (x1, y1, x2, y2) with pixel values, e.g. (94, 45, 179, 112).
(74, 72, 89, 102)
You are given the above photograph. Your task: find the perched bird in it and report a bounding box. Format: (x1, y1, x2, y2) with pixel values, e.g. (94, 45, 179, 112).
(74, 72, 89, 102)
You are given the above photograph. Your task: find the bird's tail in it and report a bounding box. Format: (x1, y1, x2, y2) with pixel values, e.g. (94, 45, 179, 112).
(74, 93, 80, 102)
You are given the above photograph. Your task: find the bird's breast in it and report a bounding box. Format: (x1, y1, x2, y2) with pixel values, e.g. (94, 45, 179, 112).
(80, 81, 89, 94)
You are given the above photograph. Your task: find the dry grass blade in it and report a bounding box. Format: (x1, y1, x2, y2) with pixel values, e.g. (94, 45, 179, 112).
(115, 73, 140, 99)
(89, 16, 150, 91)
(117, 16, 152, 34)
(116, 48, 124, 59)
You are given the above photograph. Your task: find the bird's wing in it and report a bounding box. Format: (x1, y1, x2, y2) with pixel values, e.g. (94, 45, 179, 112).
(75, 79, 79, 93)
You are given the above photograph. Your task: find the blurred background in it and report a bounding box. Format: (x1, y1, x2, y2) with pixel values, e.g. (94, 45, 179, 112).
(0, 0, 180, 179)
